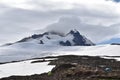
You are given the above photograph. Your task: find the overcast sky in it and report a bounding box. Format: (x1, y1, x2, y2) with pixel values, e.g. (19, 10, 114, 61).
(0, 0, 120, 45)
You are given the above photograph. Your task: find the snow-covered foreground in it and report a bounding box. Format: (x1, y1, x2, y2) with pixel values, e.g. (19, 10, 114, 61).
(0, 44, 120, 78)
(0, 43, 120, 63)
(0, 59, 55, 78)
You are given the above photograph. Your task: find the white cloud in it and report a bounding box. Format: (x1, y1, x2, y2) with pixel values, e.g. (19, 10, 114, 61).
(0, 0, 120, 45)
(0, 0, 33, 10)
(45, 16, 120, 42)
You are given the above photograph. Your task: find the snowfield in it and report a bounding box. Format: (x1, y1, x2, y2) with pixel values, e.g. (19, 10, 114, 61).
(0, 59, 55, 79)
(0, 44, 120, 63)
(0, 44, 120, 78)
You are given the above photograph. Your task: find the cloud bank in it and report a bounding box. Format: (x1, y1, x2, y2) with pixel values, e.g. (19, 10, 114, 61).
(0, 0, 120, 45)
(45, 16, 120, 42)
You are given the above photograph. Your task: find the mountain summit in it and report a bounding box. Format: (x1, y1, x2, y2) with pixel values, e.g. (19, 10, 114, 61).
(5, 29, 95, 46)
(66, 29, 95, 46)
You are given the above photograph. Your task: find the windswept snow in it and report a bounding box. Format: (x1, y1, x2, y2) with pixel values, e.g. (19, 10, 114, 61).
(0, 44, 120, 63)
(0, 60, 55, 78)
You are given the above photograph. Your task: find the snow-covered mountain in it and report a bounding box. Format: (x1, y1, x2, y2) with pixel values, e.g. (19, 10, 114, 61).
(5, 29, 95, 46)
(0, 29, 119, 63)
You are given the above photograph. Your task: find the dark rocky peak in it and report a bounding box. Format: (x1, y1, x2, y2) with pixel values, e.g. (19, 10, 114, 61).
(59, 40, 71, 46)
(67, 29, 80, 35)
(111, 43, 120, 45)
(17, 32, 49, 43)
(66, 29, 95, 46)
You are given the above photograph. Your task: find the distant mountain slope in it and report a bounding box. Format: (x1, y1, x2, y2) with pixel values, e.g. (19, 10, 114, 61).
(99, 38, 120, 45)
(4, 29, 95, 46)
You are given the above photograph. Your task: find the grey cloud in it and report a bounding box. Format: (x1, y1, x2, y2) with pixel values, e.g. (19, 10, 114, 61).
(26, 0, 120, 18)
(45, 16, 120, 43)
(0, 0, 120, 45)
(0, 6, 61, 45)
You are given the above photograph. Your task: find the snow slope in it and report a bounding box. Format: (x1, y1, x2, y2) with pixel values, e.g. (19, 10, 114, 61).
(59, 45, 120, 56)
(0, 44, 120, 63)
(0, 59, 55, 78)
(0, 44, 120, 79)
